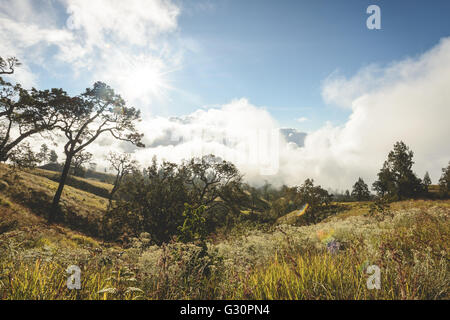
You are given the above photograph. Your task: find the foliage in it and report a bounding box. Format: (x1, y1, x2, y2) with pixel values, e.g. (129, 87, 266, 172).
(373, 141, 424, 200)
(70, 151, 93, 177)
(367, 197, 394, 221)
(0, 77, 66, 162)
(295, 179, 333, 223)
(48, 81, 144, 222)
(178, 204, 208, 243)
(37, 144, 49, 165)
(351, 177, 371, 201)
(438, 162, 450, 198)
(8, 142, 40, 169)
(106, 151, 138, 203)
(2, 196, 448, 300)
(49, 150, 58, 163)
(105, 155, 248, 244)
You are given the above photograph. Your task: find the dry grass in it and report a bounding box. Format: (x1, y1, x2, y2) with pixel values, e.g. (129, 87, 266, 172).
(0, 163, 448, 300)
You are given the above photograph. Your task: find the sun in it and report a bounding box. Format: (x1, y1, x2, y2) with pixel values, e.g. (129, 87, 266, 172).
(119, 56, 173, 104)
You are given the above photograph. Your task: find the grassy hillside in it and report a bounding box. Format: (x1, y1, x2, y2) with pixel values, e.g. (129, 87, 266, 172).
(0, 164, 449, 300)
(0, 163, 108, 236)
(31, 167, 113, 199)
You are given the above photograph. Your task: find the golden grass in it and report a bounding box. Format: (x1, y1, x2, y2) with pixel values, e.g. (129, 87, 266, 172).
(1, 162, 449, 300)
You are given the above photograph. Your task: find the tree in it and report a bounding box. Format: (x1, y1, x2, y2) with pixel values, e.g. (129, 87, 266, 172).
(184, 155, 244, 210)
(183, 155, 248, 230)
(423, 171, 432, 192)
(49, 150, 58, 163)
(351, 177, 371, 201)
(70, 151, 93, 177)
(0, 57, 20, 75)
(37, 143, 49, 164)
(106, 151, 138, 204)
(372, 141, 423, 200)
(9, 142, 39, 169)
(104, 155, 246, 244)
(345, 190, 351, 201)
(104, 159, 191, 243)
(0, 78, 69, 162)
(178, 204, 208, 243)
(49, 82, 144, 222)
(296, 178, 332, 223)
(438, 162, 450, 198)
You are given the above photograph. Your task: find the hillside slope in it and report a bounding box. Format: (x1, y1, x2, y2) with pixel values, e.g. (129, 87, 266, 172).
(0, 163, 109, 236)
(0, 164, 449, 300)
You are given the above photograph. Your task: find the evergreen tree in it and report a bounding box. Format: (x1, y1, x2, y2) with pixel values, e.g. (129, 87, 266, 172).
(37, 144, 49, 164)
(372, 141, 423, 200)
(423, 171, 432, 192)
(351, 177, 371, 201)
(49, 150, 58, 163)
(345, 189, 351, 201)
(438, 162, 450, 198)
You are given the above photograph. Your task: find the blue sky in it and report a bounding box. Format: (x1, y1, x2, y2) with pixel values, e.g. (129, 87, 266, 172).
(170, 0, 450, 131)
(1, 0, 450, 188)
(5, 0, 450, 132)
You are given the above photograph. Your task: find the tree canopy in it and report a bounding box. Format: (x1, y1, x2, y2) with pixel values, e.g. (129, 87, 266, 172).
(372, 141, 423, 200)
(0, 79, 69, 162)
(49, 82, 144, 222)
(351, 177, 371, 201)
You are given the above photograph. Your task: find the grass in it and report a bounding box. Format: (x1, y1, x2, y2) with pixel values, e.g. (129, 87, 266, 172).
(31, 167, 113, 198)
(0, 164, 449, 300)
(0, 163, 107, 236)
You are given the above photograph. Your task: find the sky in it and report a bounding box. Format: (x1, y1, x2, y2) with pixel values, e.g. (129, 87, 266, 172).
(1, 0, 450, 191)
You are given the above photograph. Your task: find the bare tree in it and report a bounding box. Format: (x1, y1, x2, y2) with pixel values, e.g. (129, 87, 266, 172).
(70, 151, 93, 177)
(49, 82, 144, 222)
(106, 151, 138, 204)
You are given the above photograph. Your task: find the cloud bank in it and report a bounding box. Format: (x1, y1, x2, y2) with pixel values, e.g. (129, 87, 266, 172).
(2, 2, 449, 191)
(94, 37, 449, 190)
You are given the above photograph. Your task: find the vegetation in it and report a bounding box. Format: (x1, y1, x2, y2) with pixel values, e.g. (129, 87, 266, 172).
(439, 162, 450, 197)
(106, 152, 138, 204)
(351, 178, 371, 201)
(47, 82, 145, 222)
(1, 175, 448, 299)
(0, 59, 448, 300)
(372, 141, 424, 200)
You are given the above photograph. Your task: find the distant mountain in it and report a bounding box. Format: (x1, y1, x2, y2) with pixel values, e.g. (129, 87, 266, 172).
(280, 128, 307, 147)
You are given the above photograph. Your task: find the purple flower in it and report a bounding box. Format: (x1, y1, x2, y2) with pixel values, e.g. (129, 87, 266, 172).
(326, 240, 340, 254)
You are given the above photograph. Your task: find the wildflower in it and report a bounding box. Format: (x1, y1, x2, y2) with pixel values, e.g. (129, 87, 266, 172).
(326, 240, 340, 254)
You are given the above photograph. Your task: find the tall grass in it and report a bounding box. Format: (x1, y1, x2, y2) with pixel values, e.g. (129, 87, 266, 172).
(1, 199, 448, 300)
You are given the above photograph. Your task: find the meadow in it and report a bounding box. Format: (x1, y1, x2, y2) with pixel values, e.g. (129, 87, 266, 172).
(0, 163, 448, 300)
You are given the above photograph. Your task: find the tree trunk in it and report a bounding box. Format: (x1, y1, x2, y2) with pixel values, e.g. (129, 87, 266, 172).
(0, 150, 8, 162)
(49, 153, 73, 223)
(107, 174, 121, 209)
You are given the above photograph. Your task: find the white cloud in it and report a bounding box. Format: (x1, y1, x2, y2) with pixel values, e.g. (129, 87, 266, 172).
(2, 2, 449, 191)
(296, 117, 308, 123)
(0, 0, 182, 107)
(93, 37, 450, 190)
(312, 37, 450, 188)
